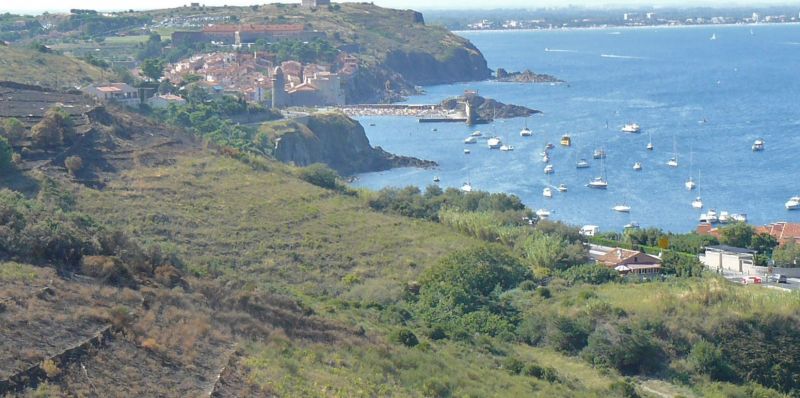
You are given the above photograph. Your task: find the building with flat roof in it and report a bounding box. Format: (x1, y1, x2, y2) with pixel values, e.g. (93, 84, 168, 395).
(701, 245, 756, 273)
(302, 0, 331, 7)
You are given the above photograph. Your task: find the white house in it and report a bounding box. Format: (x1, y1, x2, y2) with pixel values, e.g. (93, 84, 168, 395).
(701, 245, 756, 273)
(82, 83, 140, 107)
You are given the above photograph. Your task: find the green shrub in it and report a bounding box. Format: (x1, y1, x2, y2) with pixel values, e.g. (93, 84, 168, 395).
(503, 356, 525, 374)
(688, 340, 732, 381)
(390, 328, 419, 347)
(547, 316, 591, 354)
(64, 155, 83, 176)
(298, 163, 338, 189)
(536, 286, 551, 298)
(0, 136, 12, 169)
(560, 264, 619, 285)
(2, 117, 26, 145)
(581, 322, 664, 375)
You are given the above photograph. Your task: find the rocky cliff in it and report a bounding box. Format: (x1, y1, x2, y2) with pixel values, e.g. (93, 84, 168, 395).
(267, 112, 435, 176)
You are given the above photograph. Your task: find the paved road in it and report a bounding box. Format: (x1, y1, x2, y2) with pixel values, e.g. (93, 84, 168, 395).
(718, 270, 799, 291)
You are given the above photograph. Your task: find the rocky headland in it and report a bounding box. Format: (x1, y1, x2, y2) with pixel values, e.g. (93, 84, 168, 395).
(494, 68, 564, 84)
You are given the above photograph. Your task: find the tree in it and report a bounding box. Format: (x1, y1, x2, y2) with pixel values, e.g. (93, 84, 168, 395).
(751, 232, 779, 257)
(2, 118, 26, 145)
(520, 231, 568, 270)
(31, 107, 75, 147)
(141, 58, 164, 82)
(0, 136, 12, 169)
(64, 156, 83, 176)
(661, 251, 704, 277)
(719, 222, 754, 249)
(773, 241, 800, 267)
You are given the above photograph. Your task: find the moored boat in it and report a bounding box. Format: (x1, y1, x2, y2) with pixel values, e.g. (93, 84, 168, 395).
(786, 196, 800, 210)
(560, 134, 572, 146)
(621, 123, 641, 133)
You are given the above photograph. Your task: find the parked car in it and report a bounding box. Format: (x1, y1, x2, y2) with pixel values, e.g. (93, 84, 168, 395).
(769, 274, 788, 284)
(742, 276, 762, 284)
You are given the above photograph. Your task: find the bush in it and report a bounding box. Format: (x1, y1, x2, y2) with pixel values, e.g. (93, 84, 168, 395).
(31, 107, 75, 147)
(523, 364, 560, 383)
(581, 322, 664, 375)
(80, 255, 137, 288)
(390, 328, 419, 347)
(688, 340, 732, 381)
(2, 117, 26, 145)
(64, 155, 83, 176)
(298, 163, 338, 189)
(560, 264, 619, 285)
(0, 136, 12, 169)
(547, 316, 591, 354)
(417, 245, 531, 337)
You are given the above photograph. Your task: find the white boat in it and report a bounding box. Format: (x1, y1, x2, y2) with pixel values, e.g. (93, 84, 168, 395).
(752, 139, 765, 151)
(685, 149, 696, 189)
(542, 153, 550, 163)
(535, 209, 551, 219)
(576, 159, 590, 168)
(667, 135, 678, 167)
(544, 165, 554, 174)
(685, 178, 696, 190)
(646, 131, 654, 150)
(470, 131, 482, 137)
(710, 33, 717, 41)
(719, 211, 731, 223)
(786, 196, 800, 210)
(612, 204, 631, 213)
(487, 137, 502, 149)
(543, 187, 553, 198)
(545, 143, 555, 150)
(464, 136, 477, 144)
(588, 177, 608, 189)
(621, 123, 641, 133)
(692, 196, 704, 209)
(732, 213, 747, 222)
(705, 209, 719, 223)
(520, 119, 532, 137)
(461, 182, 473, 192)
(500, 144, 514, 151)
(592, 149, 606, 159)
(647, 142, 654, 151)
(433, 176, 440, 183)
(624, 222, 640, 229)
(464, 149, 471, 154)
(633, 162, 642, 171)
(557, 184, 568, 192)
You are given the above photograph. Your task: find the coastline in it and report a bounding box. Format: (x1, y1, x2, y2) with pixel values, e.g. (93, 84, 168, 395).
(453, 21, 800, 34)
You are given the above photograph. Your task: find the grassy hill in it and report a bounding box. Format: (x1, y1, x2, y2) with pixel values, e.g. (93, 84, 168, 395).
(0, 45, 105, 89)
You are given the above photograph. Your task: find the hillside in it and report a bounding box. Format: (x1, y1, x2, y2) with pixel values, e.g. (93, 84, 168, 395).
(0, 45, 104, 90)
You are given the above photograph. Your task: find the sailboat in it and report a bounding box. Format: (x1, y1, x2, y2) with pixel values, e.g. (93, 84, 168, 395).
(685, 147, 696, 190)
(692, 171, 704, 209)
(667, 135, 678, 167)
(520, 118, 532, 137)
(588, 152, 608, 189)
(488, 107, 502, 149)
(646, 131, 654, 150)
(543, 187, 553, 198)
(710, 33, 717, 41)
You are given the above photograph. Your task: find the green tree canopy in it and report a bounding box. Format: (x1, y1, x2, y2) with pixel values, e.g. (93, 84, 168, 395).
(141, 58, 164, 82)
(719, 222, 754, 249)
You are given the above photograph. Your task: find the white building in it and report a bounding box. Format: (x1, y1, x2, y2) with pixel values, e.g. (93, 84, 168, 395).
(701, 245, 755, 273)
(82, 83, 140, 107)
(146, 94, 187, 109)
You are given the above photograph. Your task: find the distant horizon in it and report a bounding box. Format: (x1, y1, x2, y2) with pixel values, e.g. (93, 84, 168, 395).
(5, 1, 800, 15)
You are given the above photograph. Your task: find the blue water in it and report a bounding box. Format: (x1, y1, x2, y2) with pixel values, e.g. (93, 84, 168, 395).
(353, 24, 800, 232)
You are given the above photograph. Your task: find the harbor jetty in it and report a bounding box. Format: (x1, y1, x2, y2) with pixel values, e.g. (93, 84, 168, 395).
(340, 103, 477, 124)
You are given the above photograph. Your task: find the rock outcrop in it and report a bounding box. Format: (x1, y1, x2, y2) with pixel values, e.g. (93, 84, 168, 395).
(439, 94, 541, 121)
(495, 68, 564, 84)
(268, 112, 435, 176)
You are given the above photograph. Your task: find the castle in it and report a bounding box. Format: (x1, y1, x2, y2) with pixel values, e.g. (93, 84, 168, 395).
(271, 66, 345, 108)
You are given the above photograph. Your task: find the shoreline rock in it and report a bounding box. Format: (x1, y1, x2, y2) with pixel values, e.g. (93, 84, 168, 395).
(494, 68, 565, 84)
(439, 94, 541, 121)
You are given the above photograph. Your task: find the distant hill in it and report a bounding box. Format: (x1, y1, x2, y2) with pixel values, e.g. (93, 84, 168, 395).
(0, 45, 105, 90)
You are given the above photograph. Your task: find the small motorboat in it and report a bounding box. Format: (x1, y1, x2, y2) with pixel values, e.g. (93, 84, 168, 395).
(543, 187, 553, 198)
(731, 213, 747, 222)
(535, 209, 551, 219)
(685, 178, 696, 190)
(560, 134, 572, 146)
(719, 211, 731, 224)
(464, 149, 471, 154)
(544, 165, 555, 174)
(542, 153, 550, 163)
(752, 139, 765, 151)
(545, 143, 555, 150)
(431, 128, 438, 132)
(470, 131, 482, 137)
(624, 222, 641, 229)
(700, 209, 719, 223)
(692, 196, 704, 209)
(557, 184, 568, 192)
(612, 204, 631, 213)
(621, 123, 641, 133)
(786, 196, 800, 210)
(520, 127, 532, 137)
(464, 136, 477, 144)
(576, 159, 590, 169)
(633, 162, 642, 171)
(646, 142, 654, 151)
(593, 149, 606, 159)
(433, 176, 440, 183)
(499, 144, 514, 151)
(487, 137, 502, 149)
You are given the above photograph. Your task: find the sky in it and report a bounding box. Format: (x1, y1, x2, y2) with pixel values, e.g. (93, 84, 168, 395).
(4, 0, 799, 14)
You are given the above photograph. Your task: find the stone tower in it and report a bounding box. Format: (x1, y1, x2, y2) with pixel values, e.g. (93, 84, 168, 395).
(301, 0, 331, 8)
(271, 66, 286, 109)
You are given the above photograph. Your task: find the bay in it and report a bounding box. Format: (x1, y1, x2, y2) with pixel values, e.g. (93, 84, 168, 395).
(352, 24, 800, 232)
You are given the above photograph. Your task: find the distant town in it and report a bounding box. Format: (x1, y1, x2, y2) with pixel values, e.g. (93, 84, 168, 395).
(424, 6, 800, 30)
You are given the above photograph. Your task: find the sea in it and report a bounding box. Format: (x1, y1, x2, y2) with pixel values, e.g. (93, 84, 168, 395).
(351, 24, 800, 233)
